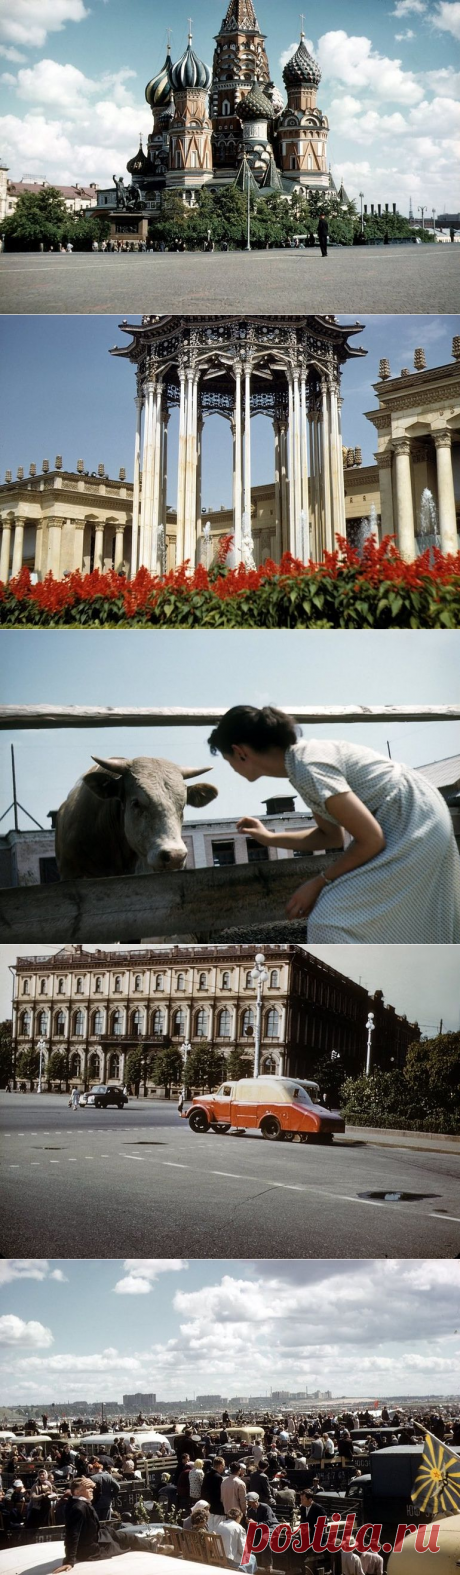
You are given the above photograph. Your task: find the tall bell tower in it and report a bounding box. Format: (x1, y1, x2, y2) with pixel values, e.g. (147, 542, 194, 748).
(210, 0, 272, 173)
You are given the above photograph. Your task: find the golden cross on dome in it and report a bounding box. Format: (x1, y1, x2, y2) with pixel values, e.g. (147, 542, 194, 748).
(188, 16, 193, 40)
(300, 12, 305, 37)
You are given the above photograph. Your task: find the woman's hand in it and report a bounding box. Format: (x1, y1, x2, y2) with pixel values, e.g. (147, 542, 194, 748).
(236, 816, 272, 845)
(285, 876, 326, 920)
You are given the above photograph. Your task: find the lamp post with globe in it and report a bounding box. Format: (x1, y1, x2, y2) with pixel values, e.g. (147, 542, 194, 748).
(37, 1037, 47, 1095)
(365, 1013, 375, 1077)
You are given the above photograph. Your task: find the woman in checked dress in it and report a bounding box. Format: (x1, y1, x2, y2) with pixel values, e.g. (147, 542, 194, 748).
(208, 705, 460, 943)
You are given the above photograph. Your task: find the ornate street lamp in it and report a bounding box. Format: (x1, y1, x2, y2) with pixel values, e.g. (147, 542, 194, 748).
(250, 952, 269, 1079)
(359, 192, 364, 235)
(365, 1012, 375, 1077)
(37, 1037, 47, 1095)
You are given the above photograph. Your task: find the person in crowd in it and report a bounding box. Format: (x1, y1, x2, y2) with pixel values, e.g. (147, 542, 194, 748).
(220, 1460, 247, 1518)
(91, 1464, 120, 1522)
(246, 1491, 278, 1529)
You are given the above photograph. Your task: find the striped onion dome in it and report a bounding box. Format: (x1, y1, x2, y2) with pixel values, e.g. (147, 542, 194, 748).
(282, 36, 321, 89)
(145, 49, 173, 109)
(170, 34, 211, 91)
(236, 81, 274, 120)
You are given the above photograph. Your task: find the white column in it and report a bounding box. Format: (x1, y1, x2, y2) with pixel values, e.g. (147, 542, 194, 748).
(150, 380, 163, 572)
(0, 517, 13, 582)
(114, 523, 125, 572)
(11, 519, 25, 577)
(139, 381, 155, 569)
(393, 438, 416, 561)
(377, 451, 394, 540)
(434, 430, 458, 555)
(130, 394, 143, 578)
(280, 420, 289, 557)
(329, 385, 345, 545)
(176, 371, 187, 567)
(93, 520, 105, 572)
(243, 364, 251, 533)
(184, 371, 197, 564)
(72, 524, 84, 572)
(196, 412, 203, 544)
(287, 379, 295, 551)
(293, 371, 302, 557)
(321, 380, 333, 552)
(300, 372, 309, 559)
(234, 363, 243, 561)
(308, 414, 317, 561)
(273, 420, 282, 562)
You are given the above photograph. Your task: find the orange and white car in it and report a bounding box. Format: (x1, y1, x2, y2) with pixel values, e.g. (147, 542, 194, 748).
(180, 1074, 345, 1142)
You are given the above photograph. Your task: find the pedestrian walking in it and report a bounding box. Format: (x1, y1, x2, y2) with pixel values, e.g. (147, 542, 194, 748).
(317, 213, 328, 256)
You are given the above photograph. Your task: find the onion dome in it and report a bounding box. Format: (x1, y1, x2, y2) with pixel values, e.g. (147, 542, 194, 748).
(126, 139, 151, 178)
(267, 84, 284, 115)
(282, 36, 321, 90)
(145, 49, 173, 109)
(170, 33, 211, 91)
(236, 81, 274, 120)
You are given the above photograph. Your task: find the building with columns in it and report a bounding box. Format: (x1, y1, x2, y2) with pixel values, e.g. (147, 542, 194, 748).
(0, 461, 132, 583)
(11, 943, 420, 1091)
(111, 315, 365, 574)
(366, 340, 460, 559)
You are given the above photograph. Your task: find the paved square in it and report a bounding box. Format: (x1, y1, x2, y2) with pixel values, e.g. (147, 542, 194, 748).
(0, 243, 458, 315)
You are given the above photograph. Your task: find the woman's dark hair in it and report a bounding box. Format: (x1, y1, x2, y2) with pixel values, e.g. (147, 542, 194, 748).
(208, 706, 299, 757)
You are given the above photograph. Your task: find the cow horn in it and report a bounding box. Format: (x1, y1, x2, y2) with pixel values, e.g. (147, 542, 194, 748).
(179, 767, 213, 780)
(91, 756, 129, 775)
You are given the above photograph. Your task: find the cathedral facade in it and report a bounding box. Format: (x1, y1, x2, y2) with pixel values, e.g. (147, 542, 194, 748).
(127, 0, 332, 199)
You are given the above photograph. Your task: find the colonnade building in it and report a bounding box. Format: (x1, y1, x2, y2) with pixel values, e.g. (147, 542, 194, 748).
(11, 945, 420, 1091)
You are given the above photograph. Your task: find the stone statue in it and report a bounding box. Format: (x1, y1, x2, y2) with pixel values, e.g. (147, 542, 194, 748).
(113, 174, 128, 208)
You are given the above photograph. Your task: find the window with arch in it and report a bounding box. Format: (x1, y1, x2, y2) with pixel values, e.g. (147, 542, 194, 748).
(222, 98, 230, 116)
(74, 1010, 84, 1038)
(37, 1010, 48, 1036)
(270, 970, 280, 988)
(155, 974, 164, 991)
(70, 1052, 81, 1078)
(20, 1009, 31, 1035)
(222, 971, 231, 990)
(22, 979, 30, 995)
(55, 1011, 66, 1037)
(198, 972, 207, 990)
(290, 155, 296, 170)
(39, 979, 47, 995)
(172, 1008, 186, 1037)
(88, 1051, 100, 1080)
(134, 974, 143, 992)
(190, 150, 197, 169)
(112, 1010, 123, 1037)
(57, 978, 65, 994)
(92, 1009, 104, 1036)
(114, 975, 122, 993)
(265, 1007, 280, 1040)
(175, 150, 181, 169)
(245, 970, 253, 989)
(131, 1008, 143, 1037)
(152, 1009, 164, 1036)
(95, 976, 102, 994)
(307, 154, 312, 169)
(108, 1053, 120, 1080)
(76, 977, 83, 994)
(195, 1008, 209, 1038)
(176, 973, 185, 991)
(241, 1007, 255, 1038)
(262, 1055, 277, 1074)
(217, 1007, 232, 1039)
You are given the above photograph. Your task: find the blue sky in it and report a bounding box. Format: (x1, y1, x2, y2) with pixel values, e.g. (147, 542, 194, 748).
(0, 315, 459, 501)
(1, 630, 460, 827)
(0, 0, 459, 208)
(1, 1258, 459, 1404)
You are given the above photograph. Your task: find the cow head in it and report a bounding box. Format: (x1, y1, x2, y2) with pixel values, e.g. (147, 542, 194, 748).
(82, 755, 218, 872)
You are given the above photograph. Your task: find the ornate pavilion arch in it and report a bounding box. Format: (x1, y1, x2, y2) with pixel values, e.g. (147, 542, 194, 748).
(111, 315, 365, 574)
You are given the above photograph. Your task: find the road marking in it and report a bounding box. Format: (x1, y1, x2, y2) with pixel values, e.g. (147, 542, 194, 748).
(68, 1158, 77, 1163)
(430, 1211, 460, 1223)
(121, 1154, 145, 1162)
(49, 1160, 60, 1164)
(163, 1162, 187, 1169)
(30, 1162, 40, 1166)
(9, 1164, 19, 1168)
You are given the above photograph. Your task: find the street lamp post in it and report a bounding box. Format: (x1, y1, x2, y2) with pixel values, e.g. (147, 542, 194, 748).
(244, 155, 251, 252)
(431, 208, 436, 237)
(365, 1013, 375, 1078)
(181, 1039, 191, 1100)
(37, 1037, 47, 1095)
(359, 192, 364, 235)
(418, 206, 426, 231)
(251, 952, 269, 1079)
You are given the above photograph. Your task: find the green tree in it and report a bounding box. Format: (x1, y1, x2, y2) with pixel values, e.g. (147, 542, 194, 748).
(404, 1031, 460, 1106)
(125, 1047, 143, 1093)
(48, 1048, 69, 1090)
(227, 1048, 254, 1081)
(69, 212, 110, 250)
(0, 1019, 13, 1087)
(3, 187, 69, 250)
(16, 1046, 39, 1088)
(186, 1041, 225, 1091)
(152, 1046, 184, 1096)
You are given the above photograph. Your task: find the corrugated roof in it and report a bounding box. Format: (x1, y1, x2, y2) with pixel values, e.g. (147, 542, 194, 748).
(416, 754, 460, 791)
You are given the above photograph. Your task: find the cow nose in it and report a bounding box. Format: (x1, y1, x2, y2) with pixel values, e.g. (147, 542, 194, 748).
(156, 846, 187, 870)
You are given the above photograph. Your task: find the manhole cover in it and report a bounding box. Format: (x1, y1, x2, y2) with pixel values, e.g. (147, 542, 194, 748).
(358, 1190, 440, 1203)
(124, 1141, 166, 1147)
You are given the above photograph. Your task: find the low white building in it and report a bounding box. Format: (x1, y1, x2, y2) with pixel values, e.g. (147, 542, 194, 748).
(1, 178, 99, 222)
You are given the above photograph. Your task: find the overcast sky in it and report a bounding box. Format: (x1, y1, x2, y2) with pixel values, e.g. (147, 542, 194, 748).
(1, 1258, 459, 1406)
(0, 0, 459, 209)
(1, 315, 459, 496)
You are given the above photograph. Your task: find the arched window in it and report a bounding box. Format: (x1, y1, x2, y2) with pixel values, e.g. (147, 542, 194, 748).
(22, 979, 30, 995)
(108, 1053, 120, 1080)
(92, 1009, 104, 1036)
(69, 1052, 81, 1078)
(241, 1007, 255, 1037)
(270, 970, 279, 988)
(134, 974, 143, 992)
(152, 1009, 164, 1036)
(307, 153, 312, 169)
(88, 1051, 100, 1080)
(222, 971, 231, 989)
(37, 1010, 48, 1036)
(172, 1008, 186, 1037)
(262, 1055, 277, 1074)
(195, 1008, 209, 1038)
(131, 1008, 143, 1037)
(55, 1011, 66, 1037)
(265, 1007, 280, 1040)
(217, 1008, 232, 1039)
(20, 1009, 31, 1035)
(114, 975, 122, 993)
(176, 973, 185, 991)
(95, 976, 102, 994)
(112, 1010, 123, 1037)
(175, 150, 181, 169)
(222, 98, 230, 116)
(155, 973, 164, 991)
(245, 970, 253, 989)
(198, 972, 207, 990)
(290, 155, 296, 170)
(76, 977, 83, 994)
(74, 1010, 84, 1038)
(57, 978, 65, 994)
(39, 979, 47, 995)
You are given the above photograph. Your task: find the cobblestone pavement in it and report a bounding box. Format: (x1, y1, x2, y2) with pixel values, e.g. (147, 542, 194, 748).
(0, 244, 458, 314)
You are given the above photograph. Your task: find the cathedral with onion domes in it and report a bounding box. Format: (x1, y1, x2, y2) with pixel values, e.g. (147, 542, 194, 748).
(126, 0, 333, 200)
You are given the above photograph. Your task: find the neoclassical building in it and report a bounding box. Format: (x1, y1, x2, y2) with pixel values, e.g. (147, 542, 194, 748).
(11, 944, 420, 1091)
(366, 342, 460, 557)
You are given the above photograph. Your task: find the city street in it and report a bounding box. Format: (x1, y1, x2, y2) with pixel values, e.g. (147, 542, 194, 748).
(0, 244, 458, 314)
(1, 1094, 459, 1258)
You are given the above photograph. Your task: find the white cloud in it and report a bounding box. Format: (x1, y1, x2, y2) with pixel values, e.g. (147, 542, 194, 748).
(0, 1315, 53, 1348)
(395, 30, 415, 40)
(392, 1, 427, 14)
(49, 1269, 68, 1282)
(0, 1260, 52, 1286)
(114, 1260, 187, 1295)
(433, 1, 460, 39)
(0, 1, 89, 51)
(0, 44, 26, 60)
(425, 65, 460, 95)
(317, 30, 424, 104)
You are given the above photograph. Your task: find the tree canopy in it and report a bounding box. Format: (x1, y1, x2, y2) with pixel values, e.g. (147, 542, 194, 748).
(2, 188, 110, 250)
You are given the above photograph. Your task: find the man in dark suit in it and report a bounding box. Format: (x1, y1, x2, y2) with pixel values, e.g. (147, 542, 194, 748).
(247, 1463, 275, 1506)
(55, 1478, 151, 1569)
(246, 1492, 278, 1529)
(317, 214, 328, 257)
(299, 1489, 325, 1538)
(201, 1455, 225, 1515)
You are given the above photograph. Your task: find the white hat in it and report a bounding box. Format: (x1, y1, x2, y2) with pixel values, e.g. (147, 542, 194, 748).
(14, 1479, 25, 1488)
(191, 1501, 209, 1513)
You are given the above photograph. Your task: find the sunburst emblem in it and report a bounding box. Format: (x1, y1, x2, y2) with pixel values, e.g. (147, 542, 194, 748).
(412, 1434, 460, 1515)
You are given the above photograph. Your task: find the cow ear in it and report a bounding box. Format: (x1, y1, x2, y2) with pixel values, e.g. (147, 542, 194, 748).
(186, 783, 219, 808)
(82, 761, 126, 799)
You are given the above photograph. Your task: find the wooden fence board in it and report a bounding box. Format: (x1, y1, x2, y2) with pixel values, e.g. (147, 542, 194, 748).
(1, 704, 459, 731)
